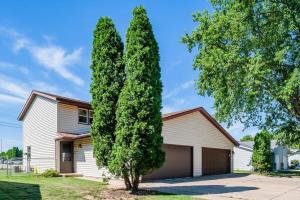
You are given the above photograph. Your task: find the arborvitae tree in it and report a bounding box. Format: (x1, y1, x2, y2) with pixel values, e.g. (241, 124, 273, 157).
(109, 6, 164, 191)
(90, 17, 124, 167)
(252, 130, 272, 172)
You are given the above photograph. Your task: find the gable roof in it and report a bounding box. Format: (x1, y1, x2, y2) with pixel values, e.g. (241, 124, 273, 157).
(239, 140, 285, 151)
(163, 107, 239, 145)
(18, 90, 91, 120)
(239, 141, 254, 149)
(18, 90, 238, 146)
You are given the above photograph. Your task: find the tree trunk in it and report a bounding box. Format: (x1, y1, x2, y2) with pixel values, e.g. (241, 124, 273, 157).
(131, 172, 140, 193)
(123, 172, 132, 190)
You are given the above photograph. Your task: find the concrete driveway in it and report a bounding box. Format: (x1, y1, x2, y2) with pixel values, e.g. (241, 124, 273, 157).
(140, 173, 300, 200)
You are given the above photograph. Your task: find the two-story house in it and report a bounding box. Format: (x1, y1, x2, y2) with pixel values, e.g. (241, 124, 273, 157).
(18, 90, 238, 180)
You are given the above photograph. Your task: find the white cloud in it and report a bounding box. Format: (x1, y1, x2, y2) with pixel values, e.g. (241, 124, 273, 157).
(225, 121, 260, 140)
(0, 94, 25, 104)
(227, 121, 244, 132)
(0, 27, 84, 86)
(163, 80, 194, 100)
(0, 75, 74, 105)
(19, 66, 30, 75)
(29, 45, 84, 86)
(0, 27, 30, 52)
(161, 106, 176, 114)
(162, 98, 186, 114)
(0, 61, 15, 69)
(0, 77, 30, 99)
(171, 59, 182, 67)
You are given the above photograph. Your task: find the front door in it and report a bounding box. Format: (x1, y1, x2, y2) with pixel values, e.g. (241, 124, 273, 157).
(60, 141, 73, 173)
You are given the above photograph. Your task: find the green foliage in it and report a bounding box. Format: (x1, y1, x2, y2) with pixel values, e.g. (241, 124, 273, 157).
(252, 130, 272, 172)
(290, 159, 299, 169)
(90, 17, 125, 167)
(0, 147, 23, 159)
(183, 0, 300, 147)
(40, 169, 60, 177)
(109, 6, 164, 191)
(240, 135, 254, 142)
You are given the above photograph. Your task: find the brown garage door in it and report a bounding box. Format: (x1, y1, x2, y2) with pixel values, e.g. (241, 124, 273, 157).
(143, 144, 193, 181)
(202, 147, 231, 175)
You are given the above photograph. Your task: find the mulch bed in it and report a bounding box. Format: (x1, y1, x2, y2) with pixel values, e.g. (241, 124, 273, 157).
(98, 188, 161, 200)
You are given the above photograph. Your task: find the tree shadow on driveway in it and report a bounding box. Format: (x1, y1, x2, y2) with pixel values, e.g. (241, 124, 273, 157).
(144, 184, 258, 196)
(143, 173, 251, 184)
(0, 181, 41, 200)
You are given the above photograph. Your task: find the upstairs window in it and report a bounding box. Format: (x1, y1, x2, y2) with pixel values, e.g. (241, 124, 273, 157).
(78, 108, 88, 124)
(89, 110, 93, 124)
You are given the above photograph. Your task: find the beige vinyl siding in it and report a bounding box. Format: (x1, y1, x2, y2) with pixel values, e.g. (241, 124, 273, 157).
(162, 112, 234, 176)
(23, 96, 57, 173)
(73, 138, 108, 177)
(233, 147, 253, 171)
(57, 103, 90, 134)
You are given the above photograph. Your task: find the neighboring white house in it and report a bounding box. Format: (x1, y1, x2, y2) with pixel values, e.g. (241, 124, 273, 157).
(234, 141, 289, 171)
(288, 150, 300, 167)
(18, 90, 239, 180)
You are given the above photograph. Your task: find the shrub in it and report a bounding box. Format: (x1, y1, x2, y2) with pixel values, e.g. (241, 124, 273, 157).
(290, 160, 299, 169)
(252, 130, 272, 172)
(40, 169, 60, 177)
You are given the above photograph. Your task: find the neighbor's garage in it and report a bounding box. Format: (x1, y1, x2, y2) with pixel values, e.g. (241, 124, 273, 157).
(202, 147, 231, 175)
(143, 144, 193, 181)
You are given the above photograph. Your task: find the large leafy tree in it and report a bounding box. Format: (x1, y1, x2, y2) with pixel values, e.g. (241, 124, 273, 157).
(109, 6, 164, 191)
(252, 130, 272, 172)
(2, 147, 23, 159)
(240, 134, 254, 142)
(90, 17, 124, 167)
(183, 0, 300, 146)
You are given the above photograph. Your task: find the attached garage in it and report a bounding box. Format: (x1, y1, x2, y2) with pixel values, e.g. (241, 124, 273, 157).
(202, 147, 231, 175)
(158, 107, 238, 178)
(143, 107, 238, 180)
(143, 144, 193, 180)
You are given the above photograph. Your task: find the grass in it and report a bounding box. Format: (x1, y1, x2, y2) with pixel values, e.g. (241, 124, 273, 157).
(234, 169, 300, 178)
(0, 173, 198, 200)
(264, 170, 300, 178)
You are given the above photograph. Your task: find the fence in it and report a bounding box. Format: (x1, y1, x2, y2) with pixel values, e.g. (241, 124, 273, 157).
(0, 156, 29, 177)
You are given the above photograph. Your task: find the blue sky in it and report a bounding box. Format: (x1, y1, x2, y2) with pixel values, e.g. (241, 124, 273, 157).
(0, 0, 258, 151)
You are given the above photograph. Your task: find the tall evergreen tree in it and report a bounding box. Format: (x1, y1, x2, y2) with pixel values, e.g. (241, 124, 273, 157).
(90, 17, 124, 167)
(252, 130, 272, 172)
(109, 6, 164, 191)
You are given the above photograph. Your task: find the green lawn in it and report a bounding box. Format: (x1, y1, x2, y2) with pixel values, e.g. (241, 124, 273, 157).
(234, 169, 300, 178)
(0, 174, 198, 200)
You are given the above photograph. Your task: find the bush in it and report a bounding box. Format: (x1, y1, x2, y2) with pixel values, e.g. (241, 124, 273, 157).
(252, 130, 272, 173)
(40, 169, 60, 177)
(290, 160, 299, 169)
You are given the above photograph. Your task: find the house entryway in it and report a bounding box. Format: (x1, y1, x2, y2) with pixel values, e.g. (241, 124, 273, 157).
(60, 141, 74, 173)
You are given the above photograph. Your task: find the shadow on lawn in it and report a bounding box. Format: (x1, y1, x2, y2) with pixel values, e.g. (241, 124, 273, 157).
(0, 181, 41, 200)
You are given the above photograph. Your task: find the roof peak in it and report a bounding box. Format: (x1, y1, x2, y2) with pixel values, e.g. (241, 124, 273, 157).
(18, 90, 238, 146)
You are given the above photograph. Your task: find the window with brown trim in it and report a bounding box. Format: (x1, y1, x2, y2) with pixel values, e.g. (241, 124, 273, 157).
(89, 110, 93, 124)
(78, 108, 88, 124)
